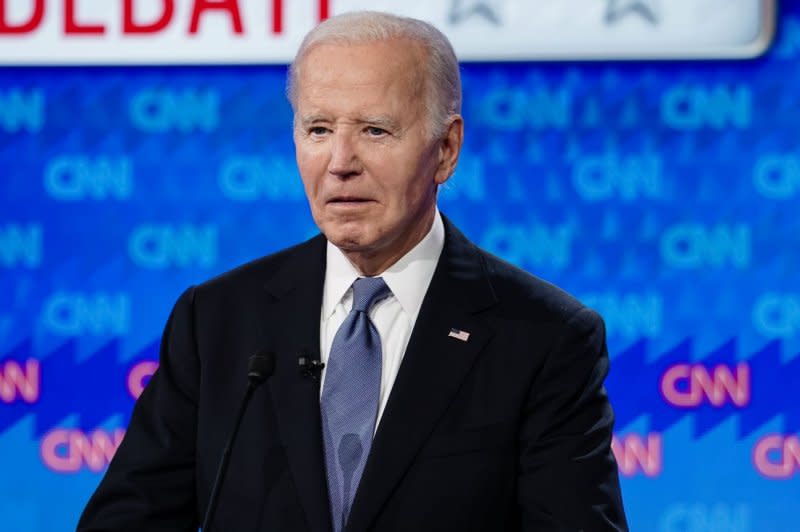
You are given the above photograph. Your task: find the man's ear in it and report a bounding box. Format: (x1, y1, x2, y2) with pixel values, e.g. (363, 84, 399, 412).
(434, 115, 464, 185)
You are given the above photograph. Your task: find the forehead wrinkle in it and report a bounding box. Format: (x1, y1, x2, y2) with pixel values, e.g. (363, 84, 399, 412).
(295, 41, 429, 135)
(299, 40, 428, 99)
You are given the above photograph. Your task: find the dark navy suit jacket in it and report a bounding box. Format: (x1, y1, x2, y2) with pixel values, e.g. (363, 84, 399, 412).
(78, 216, 628, 531)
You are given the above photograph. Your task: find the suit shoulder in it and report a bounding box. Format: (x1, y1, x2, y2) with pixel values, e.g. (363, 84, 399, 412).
(477, 247, 594, 325)
(193, 234, 323, 298)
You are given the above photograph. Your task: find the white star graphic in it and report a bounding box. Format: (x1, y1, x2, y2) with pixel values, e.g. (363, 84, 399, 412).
(448, 0, 505, 26)
(605, 0, 660, 25)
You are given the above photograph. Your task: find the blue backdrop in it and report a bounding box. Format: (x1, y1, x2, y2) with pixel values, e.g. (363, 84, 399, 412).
(2, 6, 800, 532)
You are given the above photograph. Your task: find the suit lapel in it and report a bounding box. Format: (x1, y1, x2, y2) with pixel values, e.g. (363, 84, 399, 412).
(345, 218, 498, 532)
(263, 235, 333, 532)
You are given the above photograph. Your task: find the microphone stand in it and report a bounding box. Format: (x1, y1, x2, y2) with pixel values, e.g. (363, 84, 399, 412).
(201, 352, 274, 531)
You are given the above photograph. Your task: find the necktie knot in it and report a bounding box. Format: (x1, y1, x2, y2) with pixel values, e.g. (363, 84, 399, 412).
(351, 277, 390, 313)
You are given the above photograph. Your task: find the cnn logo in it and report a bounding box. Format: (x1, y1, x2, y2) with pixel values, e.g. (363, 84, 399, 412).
(753, 434, 800, 479)
(40, 429, 125, 473)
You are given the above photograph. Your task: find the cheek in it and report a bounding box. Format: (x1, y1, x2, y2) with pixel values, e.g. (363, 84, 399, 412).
(391, 163, 437, 208)
(299, 175, 318, 205)
(296, 151, 326, 197)
(366, 155, 420, 198)
(377, 179, 429, 222)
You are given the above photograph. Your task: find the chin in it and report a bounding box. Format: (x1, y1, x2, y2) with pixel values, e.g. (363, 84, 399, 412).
(323, 224, 374, 251)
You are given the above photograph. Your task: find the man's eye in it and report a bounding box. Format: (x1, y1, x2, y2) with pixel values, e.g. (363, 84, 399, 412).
(309, 126, 329, 135)
(366, 126, 388, 137)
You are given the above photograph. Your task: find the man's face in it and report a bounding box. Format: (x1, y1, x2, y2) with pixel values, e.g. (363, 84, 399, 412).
(293, 39, 454, 271)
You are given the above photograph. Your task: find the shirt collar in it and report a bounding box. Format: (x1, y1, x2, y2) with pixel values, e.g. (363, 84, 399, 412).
(322, 208, 445, 323)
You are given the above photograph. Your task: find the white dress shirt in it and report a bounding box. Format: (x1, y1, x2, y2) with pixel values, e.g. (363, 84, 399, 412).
(319, 209, 445, 428)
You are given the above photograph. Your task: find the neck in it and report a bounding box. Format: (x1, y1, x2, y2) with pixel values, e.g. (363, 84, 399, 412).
(344, 208, 436, 276)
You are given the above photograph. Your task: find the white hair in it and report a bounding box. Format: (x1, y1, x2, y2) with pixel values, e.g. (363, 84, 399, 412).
(287, 11, 462, 138)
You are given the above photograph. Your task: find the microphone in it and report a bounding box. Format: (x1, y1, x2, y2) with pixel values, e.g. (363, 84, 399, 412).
(298, 352, 325, 381)
(201, 350, 276, 532)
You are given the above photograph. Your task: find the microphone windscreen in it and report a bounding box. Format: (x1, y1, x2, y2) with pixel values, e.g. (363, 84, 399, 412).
(248, 350, 276, 384)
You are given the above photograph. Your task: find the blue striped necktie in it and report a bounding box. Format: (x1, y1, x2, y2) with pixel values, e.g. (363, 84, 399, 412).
(320, 276, 391, 532)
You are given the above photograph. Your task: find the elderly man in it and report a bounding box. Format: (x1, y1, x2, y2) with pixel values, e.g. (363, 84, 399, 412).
(78, 11, 627, 532)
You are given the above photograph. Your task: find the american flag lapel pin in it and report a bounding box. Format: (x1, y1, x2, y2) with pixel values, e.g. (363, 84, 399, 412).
(448, 328, 470, 342)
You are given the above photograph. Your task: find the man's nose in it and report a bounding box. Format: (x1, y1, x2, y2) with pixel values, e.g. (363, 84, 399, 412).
(327, 132, 362, 178)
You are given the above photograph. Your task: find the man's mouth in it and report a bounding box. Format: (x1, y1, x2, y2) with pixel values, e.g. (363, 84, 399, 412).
(328, 196, 373, 204)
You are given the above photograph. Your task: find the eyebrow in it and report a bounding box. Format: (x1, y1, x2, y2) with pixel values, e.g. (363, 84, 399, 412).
(299, 114, 401, 130)
(359, 116, 400, 130)
(299, 114, 329, 127)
